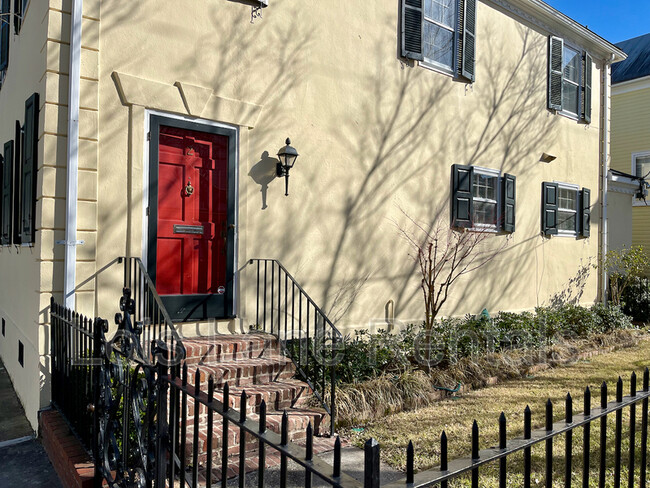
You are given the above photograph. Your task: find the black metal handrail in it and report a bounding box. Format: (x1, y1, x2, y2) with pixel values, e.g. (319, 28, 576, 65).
(248, 258, 342, 434)
(122, 257, 186, 364)
(63, 256, 185, 365)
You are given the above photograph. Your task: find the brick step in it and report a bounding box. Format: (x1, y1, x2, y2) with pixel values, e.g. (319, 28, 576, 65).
(197, 435, 341, 485)
(186, 356, 296, 389)
(183, 407, 330, 465)
(185, 379, 313, 416)
(183, 334, 282, 365)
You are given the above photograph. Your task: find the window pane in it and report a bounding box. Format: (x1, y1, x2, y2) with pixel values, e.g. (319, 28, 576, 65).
(474, 201, 497, 226)
(472, 173, 498, 200)
(636, 156, 650, 178)
(562, 81, 579, 115)
(558, 210, 576, 231)
(558, 188, 577, 210)
(423, 22, 454, 69)
(425, 0, 455, 28)
(563, 46, 580, 83)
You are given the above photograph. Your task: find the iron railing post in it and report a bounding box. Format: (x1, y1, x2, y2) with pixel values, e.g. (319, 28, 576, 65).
(364, 438, 380, 488)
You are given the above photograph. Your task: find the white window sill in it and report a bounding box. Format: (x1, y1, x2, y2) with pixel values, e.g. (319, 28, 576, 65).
(419, 60, 455, 78)
(557, 109, 580, 122)
(633, 200, 650, 207)
(555, 231, 578, 238)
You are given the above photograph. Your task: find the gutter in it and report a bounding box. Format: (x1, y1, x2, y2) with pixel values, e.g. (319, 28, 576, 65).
(600, 55, 614, 303)
(63, 0, 83, 309)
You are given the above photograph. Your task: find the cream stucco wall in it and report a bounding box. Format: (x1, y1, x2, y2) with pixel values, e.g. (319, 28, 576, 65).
(0, 0, 617, 425)
(0, 0, 50, 430)
(92, 0, 604, 335)
(611, 83, 650, 251)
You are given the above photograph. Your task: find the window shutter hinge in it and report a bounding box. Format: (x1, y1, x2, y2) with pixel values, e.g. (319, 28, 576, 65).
(147, 132, 151, 141)
(146, 206, 150, 216)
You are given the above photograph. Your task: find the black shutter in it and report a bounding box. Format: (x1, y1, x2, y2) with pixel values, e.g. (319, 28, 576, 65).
(0, 0, 10, 70)
(502, 173, 516, 233)
(460, 0, 477, 82)
(1, 141, 13, 245)
(451, 164, 473, 228)
(542, 182, 558, 235)
(12, 120, 21, 244)
(21, 93, 38, 243)
(548, 36, 563, 111)
(580, 188, 590, 238)
(401, 0, 424, 61)
(13, 0, 21, 34)
(582, 53, 592, 124)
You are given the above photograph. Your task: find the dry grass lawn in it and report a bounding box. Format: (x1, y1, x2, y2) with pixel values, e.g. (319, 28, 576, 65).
(344, 336, 650, 487)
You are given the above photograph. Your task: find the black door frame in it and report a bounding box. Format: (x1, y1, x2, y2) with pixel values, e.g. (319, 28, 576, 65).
(147, 115, 237, 322)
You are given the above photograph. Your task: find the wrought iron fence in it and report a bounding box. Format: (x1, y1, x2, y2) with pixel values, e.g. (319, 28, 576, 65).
(50, 299, 99, 451)
(248, 258, 341, 434)
(50, 260, 650, 488)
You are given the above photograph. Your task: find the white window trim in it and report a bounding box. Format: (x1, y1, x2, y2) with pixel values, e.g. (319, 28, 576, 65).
(420, 0, 458, 76)
(558, 43, 582, 120)
(471, 166, 500, 232)
(555, 182, 579, 236)
(632, 150, 650, 207)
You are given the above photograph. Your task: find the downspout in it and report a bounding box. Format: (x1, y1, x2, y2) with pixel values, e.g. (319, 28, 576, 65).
(600, 55, 614, 303)
(64, 0, 83, 309)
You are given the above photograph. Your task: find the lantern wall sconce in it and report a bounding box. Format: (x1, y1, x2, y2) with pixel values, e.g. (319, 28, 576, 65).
(276, 138, 299, 196)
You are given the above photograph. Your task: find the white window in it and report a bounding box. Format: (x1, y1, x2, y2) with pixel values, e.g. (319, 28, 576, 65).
(472, 168, 499, 228)
(557, 184, 579, 235)
(562, 45, 581, 116)
(632, 151, 650, 206)
(422, 0, 457, 73)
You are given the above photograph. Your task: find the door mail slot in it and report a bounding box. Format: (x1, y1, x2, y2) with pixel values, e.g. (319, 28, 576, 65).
(173, 225, 204, 235)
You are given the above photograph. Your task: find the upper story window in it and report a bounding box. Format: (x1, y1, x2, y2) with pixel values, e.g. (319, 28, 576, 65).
(562, 45, 581, 116)
(548, 36, 592, 123)
(401, 0, 476, 82)
(451, 165, 516, 232)
(422, 0, 457, 72)
(0, 0, 10, 73)
(15, 0, 30, 34)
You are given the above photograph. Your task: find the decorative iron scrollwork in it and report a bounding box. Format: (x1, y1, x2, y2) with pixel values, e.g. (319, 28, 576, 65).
(95, 288, 159, 488)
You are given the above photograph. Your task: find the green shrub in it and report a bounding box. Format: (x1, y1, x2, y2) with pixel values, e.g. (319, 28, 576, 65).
(621, 276, 650, 323)
(288, 303, 637, 387)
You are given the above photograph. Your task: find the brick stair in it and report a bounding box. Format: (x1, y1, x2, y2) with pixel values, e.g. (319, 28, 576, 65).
(178, 333, 332, 482)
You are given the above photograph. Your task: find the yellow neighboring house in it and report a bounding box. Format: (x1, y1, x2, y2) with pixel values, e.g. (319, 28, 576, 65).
(0, 0, 626, 428)
(611, 33, 650, 250)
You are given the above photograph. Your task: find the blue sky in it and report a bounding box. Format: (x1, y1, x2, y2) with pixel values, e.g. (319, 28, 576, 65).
(544, 0, 650, 44)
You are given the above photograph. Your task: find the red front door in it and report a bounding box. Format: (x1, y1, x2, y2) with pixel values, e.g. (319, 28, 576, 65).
(154, 125, 231, 319)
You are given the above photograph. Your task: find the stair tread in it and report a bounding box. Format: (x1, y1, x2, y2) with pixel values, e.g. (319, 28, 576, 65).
(188, 356, 293, 368)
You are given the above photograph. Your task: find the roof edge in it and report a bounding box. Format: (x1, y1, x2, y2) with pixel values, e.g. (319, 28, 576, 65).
(497, 0, 627, 63)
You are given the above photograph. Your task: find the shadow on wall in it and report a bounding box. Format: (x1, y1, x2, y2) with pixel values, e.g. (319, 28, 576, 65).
(243, 18, 563, 325)
(317, 22, 560, 322)
(249, 151, 279, 210)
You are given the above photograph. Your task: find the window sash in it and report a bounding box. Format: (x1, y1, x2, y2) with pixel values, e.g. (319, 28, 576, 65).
(557, 186, 578, 234)
(422, 0, 457, 72)
(472, 170, 499, 228)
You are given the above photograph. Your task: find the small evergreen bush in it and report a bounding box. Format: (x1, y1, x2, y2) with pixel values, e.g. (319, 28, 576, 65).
(621, 276, 650, 323)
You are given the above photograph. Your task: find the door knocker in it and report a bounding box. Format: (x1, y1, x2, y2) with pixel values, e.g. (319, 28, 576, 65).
(184, 179, 194, 197)
(186, 147, 195, 156)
